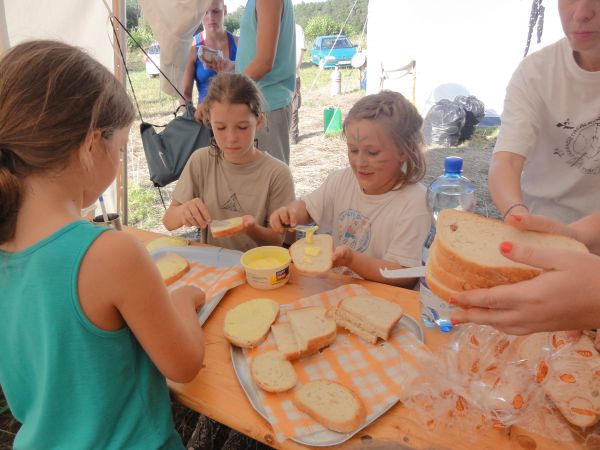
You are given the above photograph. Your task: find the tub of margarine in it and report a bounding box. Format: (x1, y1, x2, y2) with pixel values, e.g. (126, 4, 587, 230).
(241, 246, 291, 290)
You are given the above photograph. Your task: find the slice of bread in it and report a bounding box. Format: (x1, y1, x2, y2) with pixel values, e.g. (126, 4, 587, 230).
(250, 351, 297, 393)
(293, 380, 367, 433)
(210, 217, 245, 239)
(335, 295, 403, 342)
(334, 313, 378, 344)
(155, 252, 190, 285)
(287, 306, 336, 355)
(433, 209, 588, 285)
(428, 240, 497, 292)
(289, 234, 333, 275)
(224, 298, 279, 348)
(424, 254, 459, 302)
(146, 236, 189, 253)
(271, 323, 303, 360)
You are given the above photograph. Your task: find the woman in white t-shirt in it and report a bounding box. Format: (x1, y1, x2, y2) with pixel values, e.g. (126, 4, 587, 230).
(270, 91, 431, 288)
(489, 0, 600, 225)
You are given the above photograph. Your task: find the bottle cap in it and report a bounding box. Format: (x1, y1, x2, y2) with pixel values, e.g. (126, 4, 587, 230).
(444, 156, 463, 174)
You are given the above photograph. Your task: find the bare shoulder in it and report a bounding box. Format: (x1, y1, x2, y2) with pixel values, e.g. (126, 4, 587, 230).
(82, 230, 156, 284)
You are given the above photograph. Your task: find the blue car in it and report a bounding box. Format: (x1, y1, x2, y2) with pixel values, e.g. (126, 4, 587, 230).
(310, 35, 357, 69)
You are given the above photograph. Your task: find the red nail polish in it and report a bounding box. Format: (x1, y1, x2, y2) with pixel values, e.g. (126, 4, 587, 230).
(449, 297, 458, 305)
(451, 319, 459, 326)
(510, 214, 522, 222)
(500, 241, 513, 254)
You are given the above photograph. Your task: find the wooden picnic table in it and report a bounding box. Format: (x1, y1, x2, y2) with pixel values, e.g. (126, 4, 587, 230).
(128, 226, 580, 450)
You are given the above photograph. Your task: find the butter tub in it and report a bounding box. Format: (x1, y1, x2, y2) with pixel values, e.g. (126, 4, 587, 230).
(241, 246, 291, 290)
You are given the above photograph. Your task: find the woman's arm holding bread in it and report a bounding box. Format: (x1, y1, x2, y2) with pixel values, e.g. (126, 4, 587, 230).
(488, 151, 529, 221)
(332, 245, 417, 288)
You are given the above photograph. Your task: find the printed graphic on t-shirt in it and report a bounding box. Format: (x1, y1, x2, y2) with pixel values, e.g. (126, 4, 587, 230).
(335, 209, 371, 252)
(554, 117, 600, 175)
(222, 193, 242, 212)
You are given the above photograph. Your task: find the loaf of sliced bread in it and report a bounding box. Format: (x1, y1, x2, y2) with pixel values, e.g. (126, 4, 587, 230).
(334, 295, 403, 343)
(293, 380, 366, 433)
(224, 298, 279, 348)
(210, 217, 245, 238)
(428, 240, 497, 291)
(250, 351, 297, 393)
(287, 306, 336, 355)
(146, 236, 189, 253)
(434, 209, 588, 284)
(425, 210, 588, 301)
(155, 252, 190, 286)
(289, 234, 333, 275)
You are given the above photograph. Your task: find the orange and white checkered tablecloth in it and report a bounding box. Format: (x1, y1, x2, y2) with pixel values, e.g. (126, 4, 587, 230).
(168, 261, 246, 309)
(244, 284, 429, 442)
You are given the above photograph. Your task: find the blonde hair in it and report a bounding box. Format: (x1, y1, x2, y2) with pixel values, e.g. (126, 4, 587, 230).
(201, 72, 263, 157)
(0, 40, 135, 244)
(343, 90, 426, 186)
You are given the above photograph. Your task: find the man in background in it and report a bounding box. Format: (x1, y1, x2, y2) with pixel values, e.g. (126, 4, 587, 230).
(290, 23, 306, 145)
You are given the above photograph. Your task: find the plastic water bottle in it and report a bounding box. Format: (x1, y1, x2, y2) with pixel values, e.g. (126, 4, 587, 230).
(420, 156, 476, 332)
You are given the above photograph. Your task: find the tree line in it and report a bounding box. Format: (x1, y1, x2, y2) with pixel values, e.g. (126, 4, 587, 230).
(125, 0, 369, 49)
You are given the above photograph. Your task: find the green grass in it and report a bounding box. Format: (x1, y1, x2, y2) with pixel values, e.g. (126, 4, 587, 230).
(127, 51, 179, 118)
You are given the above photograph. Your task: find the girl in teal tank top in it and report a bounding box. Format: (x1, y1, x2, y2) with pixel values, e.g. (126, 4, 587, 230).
(0, 40, 206, 449)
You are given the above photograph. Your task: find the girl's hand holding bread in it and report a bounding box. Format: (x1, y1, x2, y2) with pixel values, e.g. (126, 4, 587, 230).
(178, 198, 212, 228)
(332, 245, 354, 268)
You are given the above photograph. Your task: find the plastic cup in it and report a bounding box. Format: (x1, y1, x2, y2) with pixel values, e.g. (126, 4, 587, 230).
(92, 213, 122, 231)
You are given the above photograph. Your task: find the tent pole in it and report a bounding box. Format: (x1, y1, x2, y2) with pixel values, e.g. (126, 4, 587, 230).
(112, 0, 128, 225)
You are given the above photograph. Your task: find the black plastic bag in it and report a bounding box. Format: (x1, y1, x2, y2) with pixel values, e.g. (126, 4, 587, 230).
(424, 99, 466, 147)
(455, 95, 486, 144)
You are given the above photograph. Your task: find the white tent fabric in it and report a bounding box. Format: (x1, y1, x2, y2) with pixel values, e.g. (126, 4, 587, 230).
(367, 0, 565, 116)
(1, 0, 120, 214)
(2, 0, 116, 71)
(138, 0, 211, 98)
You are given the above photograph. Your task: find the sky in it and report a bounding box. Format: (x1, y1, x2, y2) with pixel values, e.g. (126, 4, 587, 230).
(225, 0, 325, 12)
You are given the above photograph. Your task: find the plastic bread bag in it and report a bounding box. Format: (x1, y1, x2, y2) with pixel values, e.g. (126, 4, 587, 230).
(403, 325, 564, 435)
(197, 45, 223, 68)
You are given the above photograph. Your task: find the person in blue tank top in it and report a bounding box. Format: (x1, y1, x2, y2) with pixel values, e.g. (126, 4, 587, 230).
(0, 40, 206, 450)
(182, 0, 238, 114)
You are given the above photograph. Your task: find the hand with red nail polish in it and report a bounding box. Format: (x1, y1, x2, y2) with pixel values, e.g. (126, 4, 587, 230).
(450, 241, 600, 336)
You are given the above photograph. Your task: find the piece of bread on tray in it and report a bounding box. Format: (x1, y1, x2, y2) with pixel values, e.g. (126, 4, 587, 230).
(250, 350, 297, 393)
(271, 323, 304, 360)
(155, 252, 190, 286)
(425, 209, 588, 301)
(224, 298, 279, 348)
(146, 236, 189, 253)
(334, 295, 403, 344)
(293, 379, 367, 433)
(289, 234, 333, 274)
(210, 217, 245, 239)
(286, 306, 336, 355)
